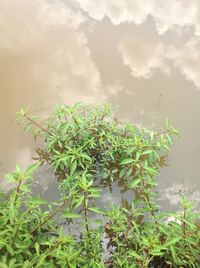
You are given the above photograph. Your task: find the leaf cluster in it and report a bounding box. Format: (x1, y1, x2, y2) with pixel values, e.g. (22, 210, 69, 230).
(0, 103, 199, 267)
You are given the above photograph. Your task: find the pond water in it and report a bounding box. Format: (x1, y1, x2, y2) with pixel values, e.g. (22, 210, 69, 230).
(0, 0, 200, 210)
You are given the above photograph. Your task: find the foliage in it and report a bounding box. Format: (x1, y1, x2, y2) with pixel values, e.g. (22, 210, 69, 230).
(0, 103, 199, 267)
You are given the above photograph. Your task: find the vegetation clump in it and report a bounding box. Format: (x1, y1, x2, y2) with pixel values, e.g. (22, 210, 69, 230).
(0, 103, 199, 267)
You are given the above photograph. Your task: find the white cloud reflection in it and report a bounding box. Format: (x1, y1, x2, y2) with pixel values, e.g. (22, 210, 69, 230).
(119, 36, 200, 89)
(119, 37, 170, 78)
(169, 38, 200, 88)
(0, 1, 81, 51)
(75, 0, 200, 89)
(75, 0, 200, 35)
(0, 0, 103, 182)
(0, 0, 102, 103)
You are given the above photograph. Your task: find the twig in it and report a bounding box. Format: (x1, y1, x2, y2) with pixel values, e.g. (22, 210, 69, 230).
(14, 178, 22, 205)
(25, 115, 57, 138)
(30, 200, 67, 235)
(83, 191, 90, 236)
(139, 161, 160, 233)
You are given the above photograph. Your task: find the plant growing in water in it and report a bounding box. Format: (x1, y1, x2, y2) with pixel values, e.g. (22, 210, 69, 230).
(0, 103, 199, 267)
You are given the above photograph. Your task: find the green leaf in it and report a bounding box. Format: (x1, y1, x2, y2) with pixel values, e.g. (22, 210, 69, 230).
(142, 150, 153, 155)
(70, 161, 77, 176)
(63, 212, 81, 219)
(24, 123, 32, 133)
(0, 263, 8, 268)
(25, 162, 40, 177)
(80, 154, 92, 161)
(151, 250, 164, 256)
(128, 178, 141, 188)
(6, 244, 14, 256)
(129, 251, 143, 260)
(120, 159, 134, 165)
(74, 196, 84, 208)
(127, 167, 132, 176)
(9, 258, 16, 267)
(27, 197, 48, 205)
(165, 236, 182, 247)
(181, 218, 196, 228)
(88, 207, 106, 214)
(16, 164, 21, 174)
(5, 174, 16, 183)
(119, 169, 125, 178)
(144, 166, 158, 175)
(35, 242, 40, 256)
(170, 245, 179, 264)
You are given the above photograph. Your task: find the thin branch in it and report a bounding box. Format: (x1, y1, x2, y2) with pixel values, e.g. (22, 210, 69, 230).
(30, 199, 67, 235)
(155, 128, 174, 137)
(25, 115, 57, 138)
(83, 191, 90, 236)
(72, 115, 81, 129)
(139, 161, 160, 233)
(11, 206, 34, 246)
(11, 225, 20, 247)
(14, 178, 22, 205)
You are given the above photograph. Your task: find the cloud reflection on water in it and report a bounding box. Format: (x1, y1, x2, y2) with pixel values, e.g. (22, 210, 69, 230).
(0, 0, 103, 173)
(118, 36, 200, 89)
(75, 0, 200, 35)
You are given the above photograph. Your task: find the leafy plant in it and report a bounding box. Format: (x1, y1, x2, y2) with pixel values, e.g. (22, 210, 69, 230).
(0, 103, 199, 267)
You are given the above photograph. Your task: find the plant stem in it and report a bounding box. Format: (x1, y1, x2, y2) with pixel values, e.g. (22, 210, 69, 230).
(182, 205, 187, 249)
(14, 177, 22, 205)
(31, 239, 63, 266)
(156, 128, 174, 137)
(183, 206, 186, 236)
(83, 191, 90, 236)
(72, 115, 81, 129)
(11, 207, 34, 246)
(25, 115, 57, 138)
(139, 161, 160, 233)
(11, 225, 20, 247)
(30, 200, 67, 236)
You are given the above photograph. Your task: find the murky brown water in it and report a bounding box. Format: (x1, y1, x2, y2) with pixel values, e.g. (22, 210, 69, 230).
(1, 0, 200, 209)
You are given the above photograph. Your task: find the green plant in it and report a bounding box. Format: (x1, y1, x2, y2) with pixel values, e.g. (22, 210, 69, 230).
(0, 103, 199, 267)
